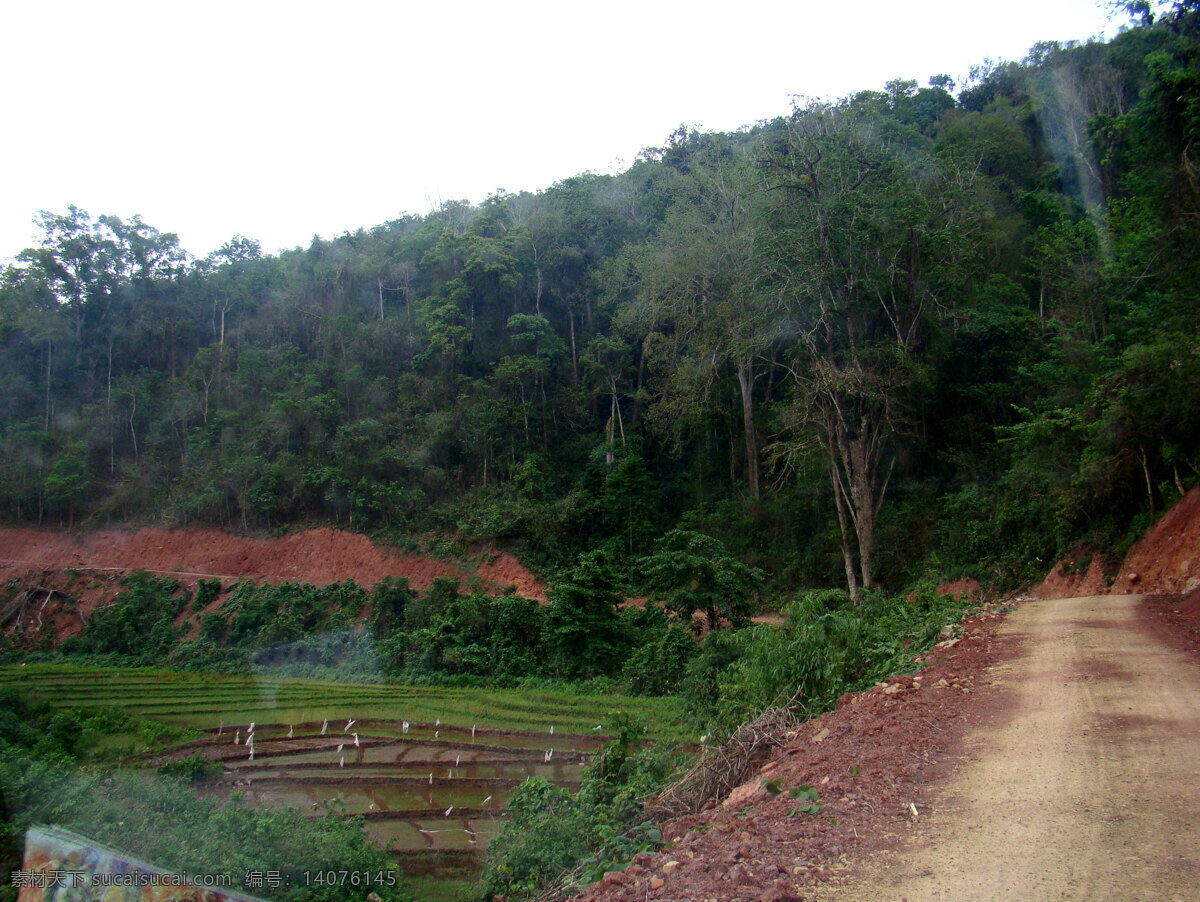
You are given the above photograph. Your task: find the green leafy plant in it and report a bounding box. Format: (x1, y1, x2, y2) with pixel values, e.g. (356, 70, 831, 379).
(787, 784, 820, 816)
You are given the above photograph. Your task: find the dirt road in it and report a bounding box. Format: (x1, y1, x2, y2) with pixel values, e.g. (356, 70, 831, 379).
(826, 594, 1200, 901)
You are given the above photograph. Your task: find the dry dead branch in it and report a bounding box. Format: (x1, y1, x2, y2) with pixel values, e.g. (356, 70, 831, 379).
(648, 705, 799, 816)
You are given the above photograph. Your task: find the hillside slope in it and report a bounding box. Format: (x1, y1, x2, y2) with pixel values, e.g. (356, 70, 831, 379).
(1035, 487, 1200, 599)
(0, 525, 544, 598)
(0, 525, 547, 641)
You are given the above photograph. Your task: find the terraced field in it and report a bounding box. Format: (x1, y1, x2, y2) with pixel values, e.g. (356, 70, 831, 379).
(0, 664, 684, 735)
(204, 720, 593, 878)
(0, 664, 686, 897)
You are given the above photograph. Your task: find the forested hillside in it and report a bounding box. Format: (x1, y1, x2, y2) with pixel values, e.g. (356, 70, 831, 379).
(2, 4, 1198, 597)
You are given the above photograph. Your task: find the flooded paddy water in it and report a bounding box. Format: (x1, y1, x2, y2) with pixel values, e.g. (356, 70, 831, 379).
(195, 718, 594, 888)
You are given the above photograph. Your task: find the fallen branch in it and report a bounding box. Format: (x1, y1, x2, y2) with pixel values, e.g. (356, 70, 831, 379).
(648, 705, 799, 816)
(34, 590, 53, 633)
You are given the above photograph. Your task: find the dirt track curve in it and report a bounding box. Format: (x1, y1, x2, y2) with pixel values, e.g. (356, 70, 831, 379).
(822, 594, 1200, 901)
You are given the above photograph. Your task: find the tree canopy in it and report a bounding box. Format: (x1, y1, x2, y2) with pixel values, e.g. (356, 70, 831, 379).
(3, 8, 1200, 597)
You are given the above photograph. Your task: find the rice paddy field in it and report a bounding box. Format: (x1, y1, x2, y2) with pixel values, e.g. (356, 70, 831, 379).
(0, 664, 686, 735)
(0, 663, 688, 900)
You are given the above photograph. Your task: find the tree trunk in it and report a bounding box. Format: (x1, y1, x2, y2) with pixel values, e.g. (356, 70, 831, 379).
(830, 419, 894, 595)
(568, 310, 577, 382)
(520, 384, 529, 440)
(605, 412, 615, 467)
(610, 378, 626, 445)
(827, 435, 862, 604)
(631, 349, 646, 425)
(605, 382, 625, 469)
(847, 431, 876, 590)
(44, 339, 53, 431)
(1139, 445, 1155, 514)
(107, 339, 114, 475)
(736, 360, 760, 500)
(128, 391, 139, 462)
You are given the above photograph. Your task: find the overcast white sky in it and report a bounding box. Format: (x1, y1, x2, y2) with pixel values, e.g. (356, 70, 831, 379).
(0, 0, 1122, 262)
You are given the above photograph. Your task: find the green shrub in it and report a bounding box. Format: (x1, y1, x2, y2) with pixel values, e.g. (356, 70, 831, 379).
(678, 628, 747, 729)
(66, 572, 182, 663)
(682, 586, 973, 736)
(193, 578, 222, 610)
(157, 753, 222, 784)
(638, 530, 763, 628)
(43, 710, 85, 757)
(481, 715, 679, 901)
(369, 576, 414, 640)
(543, 551, 625, 679)
(479, 777, 593, 900)
(622, 625, 696, 696)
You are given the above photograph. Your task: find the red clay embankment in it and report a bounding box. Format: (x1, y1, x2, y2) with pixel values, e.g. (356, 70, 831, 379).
(1034, 486, 1200, 599)
(0, 526, 546, 600)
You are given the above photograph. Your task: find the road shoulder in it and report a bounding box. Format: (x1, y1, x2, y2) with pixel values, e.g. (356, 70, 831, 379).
(576, 601, 1023, 902)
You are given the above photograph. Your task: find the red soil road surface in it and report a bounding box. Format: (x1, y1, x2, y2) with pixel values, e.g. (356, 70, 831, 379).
(577, 593, 1200, 902)
(578, 490, 1200, 902)
(813, 594, 1200, 901)
(0, 526, 545, 600)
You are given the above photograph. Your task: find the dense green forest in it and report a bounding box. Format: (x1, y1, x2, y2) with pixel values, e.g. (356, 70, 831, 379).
(3, 4, 1199, 598)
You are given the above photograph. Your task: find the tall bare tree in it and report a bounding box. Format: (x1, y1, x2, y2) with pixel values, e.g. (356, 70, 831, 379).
(767, 97, 983, 599)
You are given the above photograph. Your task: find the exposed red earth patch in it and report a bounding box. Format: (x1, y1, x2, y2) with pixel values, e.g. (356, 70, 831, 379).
(7, 569, 123, 640)
(0, 526, 545, 595)
(1034, 486, 1200, 599)
(1110, 487, 1200, 595)
(933, 577, 982, 600)
(0, 526, 547, 641)
(477, 549, 547, 603)
(1030, 545, 1110, 599)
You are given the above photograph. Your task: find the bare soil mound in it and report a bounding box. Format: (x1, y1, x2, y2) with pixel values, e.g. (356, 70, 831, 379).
(0, 525, 545, 598)
(477, 550, 546, 603)
(1034, 486, 1200, 598)
(933, 577, 982, 600)
(1031, 546, 1110, 599)
(0, 567, 121, 640)
(1110, 487, 1200, 595)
